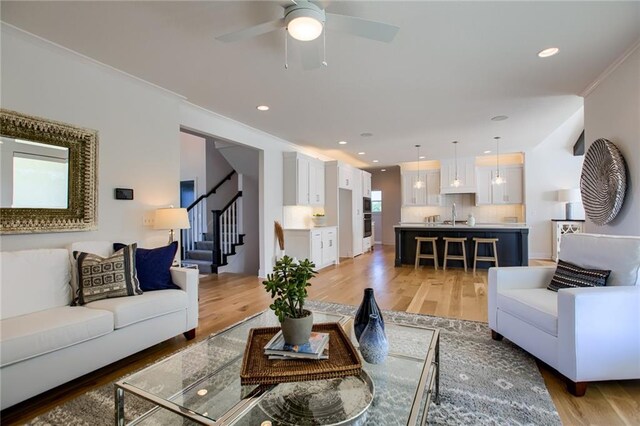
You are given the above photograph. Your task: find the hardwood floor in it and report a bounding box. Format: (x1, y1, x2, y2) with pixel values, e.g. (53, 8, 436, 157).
(2, 245, 638, 425)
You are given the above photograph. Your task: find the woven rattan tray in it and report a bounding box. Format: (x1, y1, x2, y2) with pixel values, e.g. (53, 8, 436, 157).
(240, 322, 362, 385)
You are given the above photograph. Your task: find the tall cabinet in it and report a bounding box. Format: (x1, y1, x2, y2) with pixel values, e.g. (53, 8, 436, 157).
(325, 161, 368, 260)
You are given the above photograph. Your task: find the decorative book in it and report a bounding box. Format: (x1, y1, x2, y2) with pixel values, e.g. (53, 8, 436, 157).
(264, 331, 329, 359)
(240, 323, 361, 385)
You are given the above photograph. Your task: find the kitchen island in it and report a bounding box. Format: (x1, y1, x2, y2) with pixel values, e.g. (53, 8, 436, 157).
(394, 224, 529, 268)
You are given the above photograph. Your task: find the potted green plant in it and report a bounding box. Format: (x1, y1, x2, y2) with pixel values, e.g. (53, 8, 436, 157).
(263, 255, 317, 345)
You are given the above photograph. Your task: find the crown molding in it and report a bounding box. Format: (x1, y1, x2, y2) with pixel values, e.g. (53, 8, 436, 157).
(580, 39, 640, 98)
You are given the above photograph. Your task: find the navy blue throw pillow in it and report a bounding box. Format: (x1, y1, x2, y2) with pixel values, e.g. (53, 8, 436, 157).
(113, 242, 180, 291)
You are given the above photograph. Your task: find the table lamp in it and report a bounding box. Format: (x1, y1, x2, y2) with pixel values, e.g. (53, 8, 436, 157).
(154, 207, 190, 244)
(557, 189, 581, 220)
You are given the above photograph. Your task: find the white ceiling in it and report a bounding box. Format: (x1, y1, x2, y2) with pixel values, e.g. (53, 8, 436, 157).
(2, 1, 639, 167)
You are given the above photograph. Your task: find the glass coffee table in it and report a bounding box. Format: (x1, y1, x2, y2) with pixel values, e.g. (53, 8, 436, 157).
(115, 310, 439, 425)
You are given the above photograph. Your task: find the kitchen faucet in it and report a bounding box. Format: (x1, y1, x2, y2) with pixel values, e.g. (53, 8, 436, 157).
(451, 202, 456, 226)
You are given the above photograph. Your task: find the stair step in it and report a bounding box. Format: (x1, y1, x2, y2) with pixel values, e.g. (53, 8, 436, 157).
(195, 241, 214, 250)
(186, 250, 213, 261)
(181, 259, 213, 274)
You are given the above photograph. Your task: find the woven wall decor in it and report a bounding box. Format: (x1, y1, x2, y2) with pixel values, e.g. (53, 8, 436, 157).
(580, 138, 627, 225)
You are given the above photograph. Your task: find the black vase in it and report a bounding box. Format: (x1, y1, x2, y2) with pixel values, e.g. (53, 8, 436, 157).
(354, 288, 384, 341)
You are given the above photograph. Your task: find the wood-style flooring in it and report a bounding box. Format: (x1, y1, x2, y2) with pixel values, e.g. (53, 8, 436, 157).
(2, 246, 639, 425)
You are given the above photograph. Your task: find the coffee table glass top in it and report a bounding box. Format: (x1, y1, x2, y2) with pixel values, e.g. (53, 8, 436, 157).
(117, 310, 438, 425)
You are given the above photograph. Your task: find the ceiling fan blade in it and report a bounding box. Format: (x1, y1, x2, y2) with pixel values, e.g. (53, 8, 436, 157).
(216, 18, 285, 43)
(325, 13, 399, 43)
(299, 41, 322, 70)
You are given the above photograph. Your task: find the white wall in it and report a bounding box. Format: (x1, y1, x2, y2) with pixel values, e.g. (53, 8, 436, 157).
(179, 132, 206, 199)
(584, 45, 640, 236)
(525, 108, 585, 258)
(0, 24, 181, 251)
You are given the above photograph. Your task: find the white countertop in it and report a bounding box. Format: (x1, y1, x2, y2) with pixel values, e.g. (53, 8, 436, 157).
(395, 222, 528, 229)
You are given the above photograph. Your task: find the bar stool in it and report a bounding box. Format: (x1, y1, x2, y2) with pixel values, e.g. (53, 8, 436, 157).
(473, 237, 499, 274)
(443, 237, 468, 272)
(414, 237, 439, 270)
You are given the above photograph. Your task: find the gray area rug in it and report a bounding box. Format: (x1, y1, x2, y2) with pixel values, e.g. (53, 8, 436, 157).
(29, 301, 560, 425)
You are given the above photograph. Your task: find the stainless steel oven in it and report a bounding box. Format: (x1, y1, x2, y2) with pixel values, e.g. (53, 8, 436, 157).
(363, 197, 372, 214)
(364, 213, 372, 237)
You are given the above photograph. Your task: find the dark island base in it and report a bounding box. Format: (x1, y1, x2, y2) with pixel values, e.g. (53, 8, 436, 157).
(395, 227, 529, 269)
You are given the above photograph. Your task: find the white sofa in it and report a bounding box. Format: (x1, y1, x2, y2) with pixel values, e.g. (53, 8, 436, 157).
(489, 233, 640, 396)
(0, 241, 199, 410)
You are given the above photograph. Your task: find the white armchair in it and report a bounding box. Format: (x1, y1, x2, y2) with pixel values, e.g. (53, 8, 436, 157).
(488, 233, 640, 396)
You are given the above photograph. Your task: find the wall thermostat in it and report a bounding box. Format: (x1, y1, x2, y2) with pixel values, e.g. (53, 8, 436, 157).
(115, 188, 134, 200)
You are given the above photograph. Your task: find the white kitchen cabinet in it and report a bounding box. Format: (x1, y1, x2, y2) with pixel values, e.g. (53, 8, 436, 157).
(402, 170, 441, 206)
(284, 227, 337, 269)
(338, 164, 354, 190)
(440, 157, 477, 194)
(283, 152, 324, 206)
(309, 159, 325, 206)
(475, 165, 523, 205)
(362, 171, 372, 198)
(352, 170, 363, 256)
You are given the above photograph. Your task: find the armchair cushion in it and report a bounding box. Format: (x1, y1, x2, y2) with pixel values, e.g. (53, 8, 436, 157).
(547, 259, 610, 292)
(498, 289, 558, 336)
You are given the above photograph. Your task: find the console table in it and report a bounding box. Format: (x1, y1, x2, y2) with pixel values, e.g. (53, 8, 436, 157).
(551, 219, 585, 261)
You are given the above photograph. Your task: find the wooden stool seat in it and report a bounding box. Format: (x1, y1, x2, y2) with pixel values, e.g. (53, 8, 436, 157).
(415, 237, 439, 270)
(443, 237, 467, 272)
(473, 237, 499, 274)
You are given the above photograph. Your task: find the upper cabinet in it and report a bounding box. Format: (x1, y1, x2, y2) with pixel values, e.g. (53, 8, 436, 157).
(402, 170, 441, 206)
(440, 157, 477, 194)
(338, 163, 353, 190)
(362, 171, 372, 198)
(475, 165, 523, 205)
(283, 152, 325, 206)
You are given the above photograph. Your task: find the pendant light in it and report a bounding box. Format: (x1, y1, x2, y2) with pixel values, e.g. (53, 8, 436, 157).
(492, 136, 506, 185)
(414, 144, 424, 189)
(451, 140, 462, 187)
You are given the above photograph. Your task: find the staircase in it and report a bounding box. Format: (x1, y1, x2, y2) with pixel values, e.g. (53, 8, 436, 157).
(182, 171, 245, 274)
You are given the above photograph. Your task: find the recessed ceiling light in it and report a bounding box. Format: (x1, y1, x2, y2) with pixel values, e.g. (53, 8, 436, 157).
(538, 47, 559, 58)
(360, 132, 373, 137)
(484, 150, 492, 154)
(338, 140, 347, 145)
(381, 169, 387, 172)
(256, 105, 269, 111)
(372, 160, 379, 163)
(419, 156, 425, 159)
(491, 115, 508, 121)
(358, 152, 365, 155)
(197, 389, 208, 396)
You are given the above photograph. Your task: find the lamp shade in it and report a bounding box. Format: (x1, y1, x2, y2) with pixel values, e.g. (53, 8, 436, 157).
(557, 189, 581, 203)
(154, 208, 190, 230)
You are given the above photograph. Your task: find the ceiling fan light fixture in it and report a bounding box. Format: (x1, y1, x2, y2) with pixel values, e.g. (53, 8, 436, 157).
(285, 4, 325, 41)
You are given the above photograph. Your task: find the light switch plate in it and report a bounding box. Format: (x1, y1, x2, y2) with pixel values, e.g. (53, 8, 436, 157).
(143, 213, 154, 227)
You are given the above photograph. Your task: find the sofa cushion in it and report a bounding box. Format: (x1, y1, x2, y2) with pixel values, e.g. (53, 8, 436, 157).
(0, 249, 72, 320)
(498, 289, 558, 336)
(68, 241, 116, 293)
(0, 306, 114, 367)
(560, 234, 640, 286)
(113, 242, 180, 291)
(85, 289, 187, 329)
(73, 244, 142, 305)
(547, 259, 611, 292)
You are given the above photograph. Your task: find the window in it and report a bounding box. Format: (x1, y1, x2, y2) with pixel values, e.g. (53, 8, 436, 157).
(371, 190, 382, 213)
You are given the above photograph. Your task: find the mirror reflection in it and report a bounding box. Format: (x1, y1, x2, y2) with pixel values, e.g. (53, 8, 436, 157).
(0, 136, 69, 209)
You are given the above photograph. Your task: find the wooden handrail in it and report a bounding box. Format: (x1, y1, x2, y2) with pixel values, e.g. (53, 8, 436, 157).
(186, 170, 236, 211)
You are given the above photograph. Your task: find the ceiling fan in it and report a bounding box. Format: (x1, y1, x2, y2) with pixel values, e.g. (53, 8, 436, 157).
(215, 0, 399, 68)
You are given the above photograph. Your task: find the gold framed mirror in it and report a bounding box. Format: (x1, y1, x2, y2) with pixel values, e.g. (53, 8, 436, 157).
(0, 109, 98, 234)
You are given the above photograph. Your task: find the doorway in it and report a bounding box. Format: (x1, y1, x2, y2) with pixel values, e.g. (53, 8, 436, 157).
(372, 190, 383, 245)
(180, 180, 195, 208)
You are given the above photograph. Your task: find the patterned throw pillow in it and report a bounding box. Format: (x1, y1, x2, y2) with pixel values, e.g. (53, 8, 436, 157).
(73, 244, 142, 305)
(547, 259, 611, 292)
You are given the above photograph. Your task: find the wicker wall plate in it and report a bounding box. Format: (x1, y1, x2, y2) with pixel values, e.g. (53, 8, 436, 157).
(241, 323, 362, 385)
(580, 138, 627, 225)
